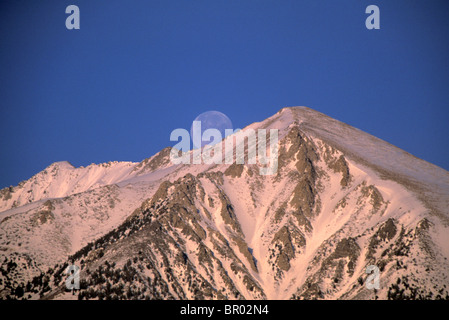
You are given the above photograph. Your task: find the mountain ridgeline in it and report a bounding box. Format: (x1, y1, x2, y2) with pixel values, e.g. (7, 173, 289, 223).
(1, 107, 449, 300)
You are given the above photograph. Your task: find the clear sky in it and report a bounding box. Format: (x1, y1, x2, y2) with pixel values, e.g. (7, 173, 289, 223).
(1, 0, 448, 189)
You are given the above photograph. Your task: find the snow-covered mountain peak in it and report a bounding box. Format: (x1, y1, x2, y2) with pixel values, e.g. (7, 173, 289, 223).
(0, 159, 139, 212)
(46, 161, 75, 170)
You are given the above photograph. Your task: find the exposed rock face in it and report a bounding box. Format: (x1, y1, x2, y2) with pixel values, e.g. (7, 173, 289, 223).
(0, 187, 14, 201)
(361, 184, 385, 214)
(292, 237, 361, 300)
(270, 225, 306, 272)
(366, 218, 398, 260)
(224, 164, 244, 178)
(329, 238, 360, 275)
(329, 155, 351, 187)
(133, 147, 172, 174)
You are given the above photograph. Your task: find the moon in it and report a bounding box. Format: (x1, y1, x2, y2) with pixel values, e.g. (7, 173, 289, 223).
(190, 111, 233, 149)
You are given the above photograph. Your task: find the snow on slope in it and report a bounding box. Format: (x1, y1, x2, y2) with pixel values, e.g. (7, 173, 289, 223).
(0, 161, 137, 212)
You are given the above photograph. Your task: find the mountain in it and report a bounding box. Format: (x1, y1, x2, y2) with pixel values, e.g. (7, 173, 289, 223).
(1, 107, 448, 300)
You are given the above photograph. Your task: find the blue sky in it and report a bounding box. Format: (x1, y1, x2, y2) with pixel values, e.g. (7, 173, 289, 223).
(1, 0, 448, 188)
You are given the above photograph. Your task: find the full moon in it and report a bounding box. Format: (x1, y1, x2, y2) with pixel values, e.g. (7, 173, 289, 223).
(190, 111, 233, 149)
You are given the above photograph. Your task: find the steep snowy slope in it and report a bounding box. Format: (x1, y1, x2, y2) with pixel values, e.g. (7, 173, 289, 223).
(1, 107, 448, 300)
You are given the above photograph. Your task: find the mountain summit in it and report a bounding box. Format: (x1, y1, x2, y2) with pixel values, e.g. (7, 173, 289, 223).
(1, 107, 448, 300)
